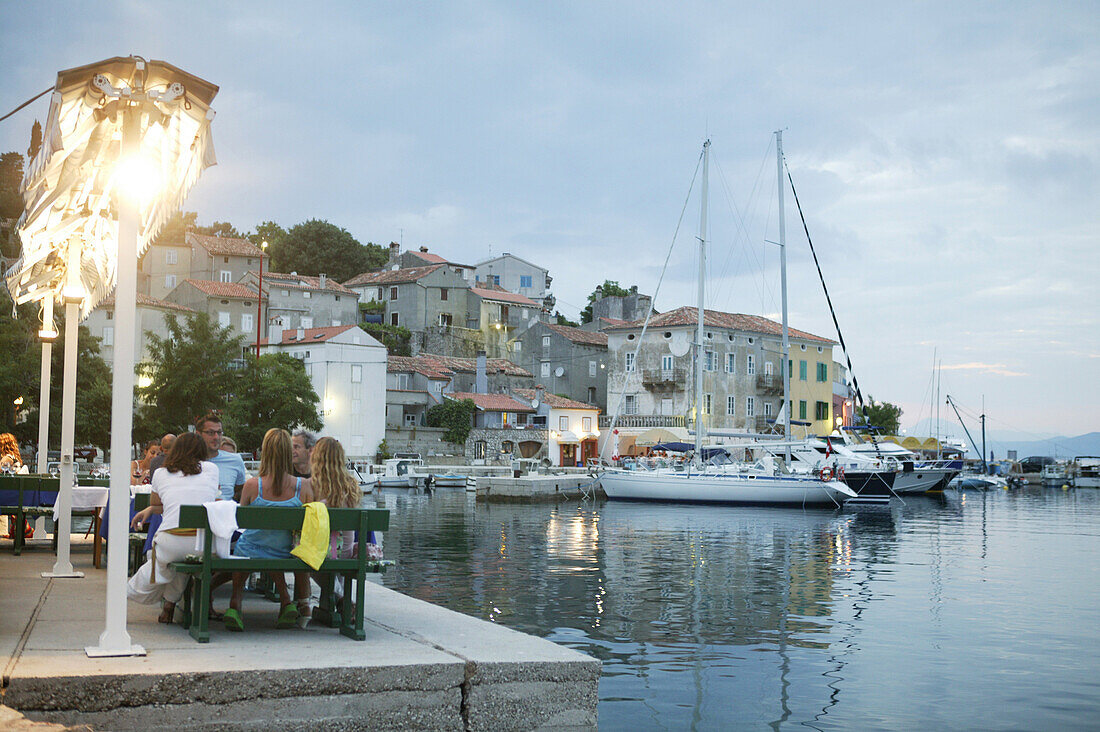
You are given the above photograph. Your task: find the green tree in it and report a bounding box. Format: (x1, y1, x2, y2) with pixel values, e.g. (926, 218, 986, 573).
(580, 280, 631, 323)
(224, 353, 322, 453)
(862, 397, 903, 435)
(554, 311, 580, 327)
(360, 323, 411, 356)
(269, 219, 387, 282)
(1, 151, 25, 257)
(249, 221, 287, 251)
(136, 312, 245, 435)
(426, 398, 476, 444)
(196, 221, 242, 238)
(152, 210, 199, 245)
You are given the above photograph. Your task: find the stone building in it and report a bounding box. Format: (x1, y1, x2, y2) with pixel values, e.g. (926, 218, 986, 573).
(239, 270, 359, 331)
(140, 232, 268, 300)
(467, 286, 543, 359)
(514, 321, 608, 411)
(473, 253, 554, 311)
(513, 388, 600, 467)
(385, 243, 476, 281)
(164, 279, 265, 351)
(83, 293, 196, 365)
(587, 285, 654, 328)
(605, 306, 836, 437)
(343, 264, 470, 331)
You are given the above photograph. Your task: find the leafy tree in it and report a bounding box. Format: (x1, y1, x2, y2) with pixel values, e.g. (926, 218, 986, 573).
(862, 397, 903, 435)
(360, 323, 411, 356)
(0, 294, 46, 436)
(136, 312, 245, 435)
(249, 221, 287, 251)
(153, 210, 199, 245)
(554, 311, 580, 327)
(1, 151, 25, 257)
(580, 280, 631, 323)
(196, 221, 242, 238)
(224, 353, 322, 453)
(269, 219, 387, 282)
(426, 398, 477, 444)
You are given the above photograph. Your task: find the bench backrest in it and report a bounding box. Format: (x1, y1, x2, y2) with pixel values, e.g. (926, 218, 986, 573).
(0, 475, 62, 506)
(176, 504, 390, 534)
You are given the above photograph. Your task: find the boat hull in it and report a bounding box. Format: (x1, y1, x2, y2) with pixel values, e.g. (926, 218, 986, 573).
(599, 469, 851, 506)
(432, 474, 469, 488)
(893, 468, 958, 494)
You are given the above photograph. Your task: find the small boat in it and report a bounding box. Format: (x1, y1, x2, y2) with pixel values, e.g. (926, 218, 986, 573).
(1039, 462, 1069, 487)
(377, 454, 432, 489)
(949, 473, 1008, 491)
(431, 473, 469, 488)
(1070, 456, 1100, 488)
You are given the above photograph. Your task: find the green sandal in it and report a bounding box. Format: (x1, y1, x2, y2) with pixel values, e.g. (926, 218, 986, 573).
(276, 603, 299, 629)
(224, 608, 244, 632)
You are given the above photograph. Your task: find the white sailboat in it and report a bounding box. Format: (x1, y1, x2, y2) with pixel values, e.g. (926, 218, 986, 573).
(599, 135, 855, 507)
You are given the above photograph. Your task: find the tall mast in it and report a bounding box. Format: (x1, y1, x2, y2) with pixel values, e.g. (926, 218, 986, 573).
(694, 139, 710, 462)
(777, 130, 791, 460)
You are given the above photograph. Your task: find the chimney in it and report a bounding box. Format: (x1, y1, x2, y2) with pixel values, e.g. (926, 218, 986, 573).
(475, 351, 488, 394)
(389, 242, 400, 261)
(535, 384, 545, 407)
(268, 321, 284, 346)
(319, 273, 327, 289)
(419, 246, 429, 253)
(630, 285, 638, 294)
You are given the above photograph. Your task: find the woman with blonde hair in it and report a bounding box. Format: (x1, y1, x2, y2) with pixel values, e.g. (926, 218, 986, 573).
(1, 433, 30, 539)
(226, 428, 313, 631)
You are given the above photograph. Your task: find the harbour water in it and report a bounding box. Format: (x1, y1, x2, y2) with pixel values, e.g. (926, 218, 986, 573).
(376, 487, 1100, 730)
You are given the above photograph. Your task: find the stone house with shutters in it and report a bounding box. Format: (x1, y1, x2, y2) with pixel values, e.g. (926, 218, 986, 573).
(467, 286, 544, 359)
(239, 270, 359, 332)
(513, 321, 608, 411)
(473, 253, 554, 311)
(139, 232, 268, 300)
(384, 243, 476, 281)
(343, 264, 470, 332)
(163, 279, 265, 351)
(83, 293, 196, 365)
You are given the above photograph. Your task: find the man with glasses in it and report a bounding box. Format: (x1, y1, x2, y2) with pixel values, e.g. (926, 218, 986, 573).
(197, 413, 246, 501)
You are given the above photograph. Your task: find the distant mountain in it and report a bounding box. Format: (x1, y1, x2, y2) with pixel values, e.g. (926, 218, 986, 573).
(901, 420, 1099, 459)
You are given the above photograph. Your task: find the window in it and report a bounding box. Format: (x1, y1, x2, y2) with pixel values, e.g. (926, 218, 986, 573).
(764, 361, 774, 376)
(106, 310, 113, 320)
(303, 290, 311, 299)
(219, 270, 232, 283)
(474, 441, 487, 460)
(661, 397, 673, 415)
(491, 275, 500, 286)
(704, 350, 716, 371)
(439, 313, 452, 327)
(241, 313, 253, 333)
(333, 319, 341, 327)
(624, 395, 637, 415)
(703, 393, 712, 415)
(390, 312, 399, 326)
(522, 308, 529, 319)
(301, 316, 313, 329)
(351, 364, 362, 383)
(815, 401, 829, 421)
(390, 286, 398, 300)
(542, 335, 551, 348)
(799, 360, 807, 381)
(625, 352, 635, 372)
(224, 256, 230, 264)
(799, 400, 807, 420)
(559, 415, 569, 431)
(747, 354, 756, 375)
(817, 362, 828, 382)
(520, 275, 532, 288)
(746, 396, 755, 417)
(764, 402, 773, 417)
(218, 312, 231, 327)
(727, 395, 736, 415)
(166, 249, 177, 265)
(440, 288, 448, 301)
(396, 373, 409, 389)
(102, 326, 114, 346)
(165, 274, 176, 289)
(541, 361, 550, 377)
(662, 355, 674, 371)
(589, 360, 597, 377)
(587, 387, 596, 404)
(725, 353, 735, 373)
(247, 258, 253, 266)
(582, 416, 592, 432)
(513, 341, 521, 354)
(377, 287, 384, 300)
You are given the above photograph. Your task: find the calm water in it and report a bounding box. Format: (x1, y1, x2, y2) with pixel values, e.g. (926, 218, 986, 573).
(376, 487, 1100, 730)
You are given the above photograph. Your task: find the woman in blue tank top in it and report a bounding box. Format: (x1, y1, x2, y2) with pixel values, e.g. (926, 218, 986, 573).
(225, 428, 314, 632)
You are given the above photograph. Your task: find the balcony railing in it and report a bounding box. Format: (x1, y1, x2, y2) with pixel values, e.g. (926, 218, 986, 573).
(598, 414, 687, 429)
(641, 368, 687, 388)
(756, 373, 783, 395)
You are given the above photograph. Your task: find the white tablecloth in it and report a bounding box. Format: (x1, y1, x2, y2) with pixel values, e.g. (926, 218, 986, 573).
(52, 486, 110, 520)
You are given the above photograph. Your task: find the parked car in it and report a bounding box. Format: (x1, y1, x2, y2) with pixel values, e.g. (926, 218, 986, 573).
(1018, 456, 1055, 473)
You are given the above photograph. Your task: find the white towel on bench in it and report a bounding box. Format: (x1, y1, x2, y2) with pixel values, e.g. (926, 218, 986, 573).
(197, 500, 240, 559)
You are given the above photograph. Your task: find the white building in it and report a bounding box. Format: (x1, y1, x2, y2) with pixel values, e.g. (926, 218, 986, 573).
(260, 324, 388, 459)
(513, 388, 600, 467)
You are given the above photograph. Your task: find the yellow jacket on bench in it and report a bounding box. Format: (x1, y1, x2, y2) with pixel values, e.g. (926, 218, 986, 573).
(291, 502, 330, 570)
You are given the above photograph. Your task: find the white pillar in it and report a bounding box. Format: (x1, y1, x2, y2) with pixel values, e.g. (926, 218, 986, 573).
(43, 246, 83, 579)
(36, 299, 55, 474)
(87, 96, 145, 657)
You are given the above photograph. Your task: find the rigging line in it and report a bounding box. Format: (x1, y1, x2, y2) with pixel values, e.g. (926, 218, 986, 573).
(0, 86, 52, 123)
(601, 146, 703, 463)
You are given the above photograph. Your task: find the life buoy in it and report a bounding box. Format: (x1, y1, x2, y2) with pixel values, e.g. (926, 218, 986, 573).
(819, 467, 833, 481)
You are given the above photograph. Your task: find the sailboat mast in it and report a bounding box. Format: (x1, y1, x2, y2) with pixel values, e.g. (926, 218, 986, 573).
(695, 139, 710, 462)
(777, 130, 791, 459)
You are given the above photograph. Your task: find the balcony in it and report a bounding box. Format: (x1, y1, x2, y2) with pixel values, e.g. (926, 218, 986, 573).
(599, 414, 687, 429)
(756, 373, 783, 395)
(641, 368, 687, 389)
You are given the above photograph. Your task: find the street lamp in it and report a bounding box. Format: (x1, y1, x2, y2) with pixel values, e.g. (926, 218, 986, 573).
(256, 239, 268, 358)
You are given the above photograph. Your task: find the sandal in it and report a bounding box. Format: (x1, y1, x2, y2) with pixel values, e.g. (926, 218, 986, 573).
(275, 603, 299, 629)
(224, 608, 244, 632)
(208, 607, 225, 622)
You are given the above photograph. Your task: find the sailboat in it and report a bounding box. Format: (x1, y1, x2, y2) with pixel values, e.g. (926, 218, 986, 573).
(599, 136, 855, 507)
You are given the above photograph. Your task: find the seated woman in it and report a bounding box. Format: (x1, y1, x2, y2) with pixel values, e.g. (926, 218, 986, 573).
(1, 432, 31, 539)
(126, 432, 219, 623)
(226, 428, 314, 631)
(132, 440, 161, 486)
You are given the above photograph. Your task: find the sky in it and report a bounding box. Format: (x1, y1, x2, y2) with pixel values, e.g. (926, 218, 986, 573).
(1, 2, 1097, 438)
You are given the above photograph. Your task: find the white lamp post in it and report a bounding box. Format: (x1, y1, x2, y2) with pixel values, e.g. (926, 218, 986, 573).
(36, 298, 57, 474)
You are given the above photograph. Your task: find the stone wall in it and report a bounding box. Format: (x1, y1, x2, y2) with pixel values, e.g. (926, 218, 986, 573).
(384, 426, 465, 461)
(464, 427, 548, 463)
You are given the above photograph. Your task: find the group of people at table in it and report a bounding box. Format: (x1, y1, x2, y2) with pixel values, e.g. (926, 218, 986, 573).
(125, 413, 363, 632)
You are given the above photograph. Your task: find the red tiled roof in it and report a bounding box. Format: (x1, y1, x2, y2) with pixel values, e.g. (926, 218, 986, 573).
(344, 264, 443, 287)
(186, 232, 266, 258)
(605, 306, 835, 344)
(183, 279, 262, 299)
(408, 250, 448, 264)
(599, 317, 630, 326)
(249, 270, 357, 296)
(513, 388, 599, 412)
(545, 323, 608, 347)
(99, 292, 196, 313)
(387, 355, 453, 380)
(446, 392, 535, 413)
(469, 287, 539, 307)
(419, 353, 531, 377)
(259, 324, 358, 346)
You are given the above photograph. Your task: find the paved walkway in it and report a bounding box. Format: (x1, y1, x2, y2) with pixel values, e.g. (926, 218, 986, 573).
(1, 537, 598, 730)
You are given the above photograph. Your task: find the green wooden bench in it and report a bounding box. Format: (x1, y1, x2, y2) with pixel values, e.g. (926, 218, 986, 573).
(169, 504, 392, 643)
(0, 475, 58, 555)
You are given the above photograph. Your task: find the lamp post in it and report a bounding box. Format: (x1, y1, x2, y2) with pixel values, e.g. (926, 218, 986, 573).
(256, 240, 267, 358)
(36, 298, 57, 474)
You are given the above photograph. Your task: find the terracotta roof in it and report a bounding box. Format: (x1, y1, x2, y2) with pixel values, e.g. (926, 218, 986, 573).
(259, 324, 358, 346)
(344, 264, 443, 287)
(186, 232, 266, 258)
(605, 306, 835, 344)
(419, 353, 532, 377)
(599, 317, 630, 326)
(408, 250, 448, 264)
(545, 323, 608, 347)
(98, 292, 196, 313)
(183, 279, 262, 299)
(446, 392, 535, 413)
(249, 270, 357, 296)
(469, 287, 539, 307)
(513, 388, 599, 412)
(388, 355, 453, 380)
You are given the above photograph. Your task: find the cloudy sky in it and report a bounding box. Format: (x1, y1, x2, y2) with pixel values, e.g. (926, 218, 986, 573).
(2, 2, 1097, 438)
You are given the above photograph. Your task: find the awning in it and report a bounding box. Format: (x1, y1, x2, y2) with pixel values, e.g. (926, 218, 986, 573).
(635, 426, 690, 446)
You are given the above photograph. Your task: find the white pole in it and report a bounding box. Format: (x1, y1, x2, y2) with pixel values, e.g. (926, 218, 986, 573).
(36, 298, 55, 474)
(87, 91, 145, 657)
(776, 130, 791, 459)
(694, 139, 709, 463)
(43, 243, 83, 578)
